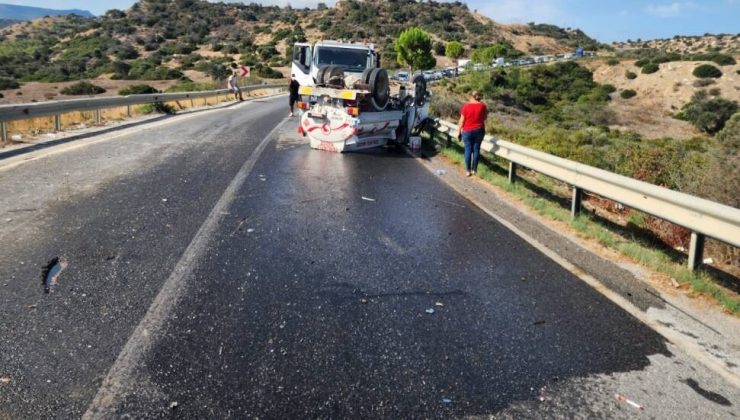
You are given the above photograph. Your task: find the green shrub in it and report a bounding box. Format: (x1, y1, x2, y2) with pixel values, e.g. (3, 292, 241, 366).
(692, 64, 722, 79)
(0, 77, 20, 89)
(255, 65, 283, 79)
(119, 84, 158, 95)
(139, 101, 175, 114)
(641, 63, 659, 74)
(691, 52, 736, 66)
(601, 84, 617, 94)
(61, 81, 106, 95)
(625, 70, 637, 80)
(606, 58, 619, 66)
(621, 89, 637, 99)
(634, 58, 650, 68)
(678, 94, 738, 134)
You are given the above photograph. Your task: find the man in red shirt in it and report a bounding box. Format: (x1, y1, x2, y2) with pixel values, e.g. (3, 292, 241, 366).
(458, 91, 488, 177)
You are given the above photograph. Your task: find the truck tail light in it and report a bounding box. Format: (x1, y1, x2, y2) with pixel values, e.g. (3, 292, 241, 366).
(346, 107, 360, 116)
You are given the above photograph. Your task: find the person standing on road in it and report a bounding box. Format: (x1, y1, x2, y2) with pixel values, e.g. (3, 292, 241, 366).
(458, 90, 488, 177)
(228, 71, 243, 101)
(289, 74, 300, 117)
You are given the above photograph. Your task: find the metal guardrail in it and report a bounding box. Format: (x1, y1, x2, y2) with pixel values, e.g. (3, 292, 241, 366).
(0, 83, 287, 142)
(435, 119, 740, 270)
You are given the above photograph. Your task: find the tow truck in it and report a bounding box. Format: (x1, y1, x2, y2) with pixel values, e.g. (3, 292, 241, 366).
(292, 41, 430, 153)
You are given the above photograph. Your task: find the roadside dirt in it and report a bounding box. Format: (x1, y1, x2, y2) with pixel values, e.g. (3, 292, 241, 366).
(586, 59, 740, 139)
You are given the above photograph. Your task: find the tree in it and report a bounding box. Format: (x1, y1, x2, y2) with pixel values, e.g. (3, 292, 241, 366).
(394, 27, 435, 71)
(445, 41, 464, 75)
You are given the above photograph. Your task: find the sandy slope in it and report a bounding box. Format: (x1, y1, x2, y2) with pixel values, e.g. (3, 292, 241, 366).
(587, 59, 740, 139)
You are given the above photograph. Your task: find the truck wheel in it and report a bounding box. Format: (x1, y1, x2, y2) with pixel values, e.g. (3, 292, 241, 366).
(361, 67, 375, 85)
(369, 68, 389, 111)
(317, 65, 331, 85)
(324, 65, 345, 87)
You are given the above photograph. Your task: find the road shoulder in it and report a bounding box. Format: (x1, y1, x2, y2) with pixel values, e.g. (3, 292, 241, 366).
(411, 145, 740, 387)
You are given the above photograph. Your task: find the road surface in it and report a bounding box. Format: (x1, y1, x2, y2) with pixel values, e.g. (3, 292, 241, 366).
(0, 96, 737, 418)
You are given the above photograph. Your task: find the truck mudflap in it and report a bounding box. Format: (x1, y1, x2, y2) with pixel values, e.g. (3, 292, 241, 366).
(300, 106, 404, 153)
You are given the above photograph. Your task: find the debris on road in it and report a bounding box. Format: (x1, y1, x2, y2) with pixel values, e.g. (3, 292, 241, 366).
(230, 217, 250, 237)
(615, 394, 644, 410)
(361, 196, 376, 202)
(360, 298, 368, 304)
(435, 169, 446, 176)
(533, 320, 546, 326)
(0, 377, 11, 384)
(425, 308, 435, 314)
(441, 397, 452, 404)
(435, 302, 444, 307)
(162, 198, 168, 202)
(246, 228, 255, 233)
(42, 256, 68, 294)
(169, 401, 179, 410)
(703, 258, 713, 264)
(670, 278, 681, 288)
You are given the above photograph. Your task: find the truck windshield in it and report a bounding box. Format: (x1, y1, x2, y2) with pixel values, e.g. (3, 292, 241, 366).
(316, 47, 368, 72)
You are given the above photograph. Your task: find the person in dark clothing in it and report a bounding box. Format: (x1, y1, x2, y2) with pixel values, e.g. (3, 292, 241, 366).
(289, 74, 300, 117)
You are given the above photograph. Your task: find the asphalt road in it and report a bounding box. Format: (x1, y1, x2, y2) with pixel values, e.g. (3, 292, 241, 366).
(0, 96, 737, 419)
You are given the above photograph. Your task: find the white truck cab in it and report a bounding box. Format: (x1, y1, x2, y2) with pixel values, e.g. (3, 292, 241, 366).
(292, 40, 379, 87)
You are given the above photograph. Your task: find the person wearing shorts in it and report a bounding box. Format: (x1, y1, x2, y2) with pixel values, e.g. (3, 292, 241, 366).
(228, 72, 243, 101)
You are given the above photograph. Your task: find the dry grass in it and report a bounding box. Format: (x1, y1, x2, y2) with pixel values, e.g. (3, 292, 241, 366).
(585, 59, 740, 139)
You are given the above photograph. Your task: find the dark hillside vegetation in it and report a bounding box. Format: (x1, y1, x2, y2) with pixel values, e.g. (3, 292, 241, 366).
(0, 0, 597, 86)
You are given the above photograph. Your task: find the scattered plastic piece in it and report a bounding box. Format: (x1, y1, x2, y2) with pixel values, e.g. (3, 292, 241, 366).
(360, 298, 368, 304)
(670, 278, 681, 288)
(441, 397, 452, 404)
(435, 302, 444, 307)
(615, 394, 644, 410)
(169, 401, 179, 410)
(246, 228, 255, 233)
(703, 258, 713, 264)
(10, 134, 22, 141)
(42, 256, 68, 294)
(425, 308, 435, 314)
(435, 169, 446, 176)
(162, 198, 168, 202)
(361, 196, 376, 202)
(0, 377, 11, 384)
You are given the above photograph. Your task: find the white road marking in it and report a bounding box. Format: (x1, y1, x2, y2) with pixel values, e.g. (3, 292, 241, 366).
(82, 117, 289, 419)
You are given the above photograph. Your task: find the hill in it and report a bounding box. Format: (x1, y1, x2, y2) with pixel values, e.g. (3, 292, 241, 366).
(0, 17, 18, 28)
(0, 0, 599, 101)
(613, 34, 740, 56)
(0, 3, 93, 20)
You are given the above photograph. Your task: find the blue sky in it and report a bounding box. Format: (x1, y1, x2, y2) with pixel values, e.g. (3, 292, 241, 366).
(3, 1, 739, 42)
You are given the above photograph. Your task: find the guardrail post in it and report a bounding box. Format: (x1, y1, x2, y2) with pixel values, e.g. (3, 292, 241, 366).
(204, 97, 208, 106)
(688, 232, 705, 271)
(126, 105, 132, 117)
(53, 114, 61, 132)
(0, 122, 7, 145)
(190, 98, 194, 108)
(94, 109, 101, 125)
(508, 161, 517, 184)
(571, 187, 583, 219)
